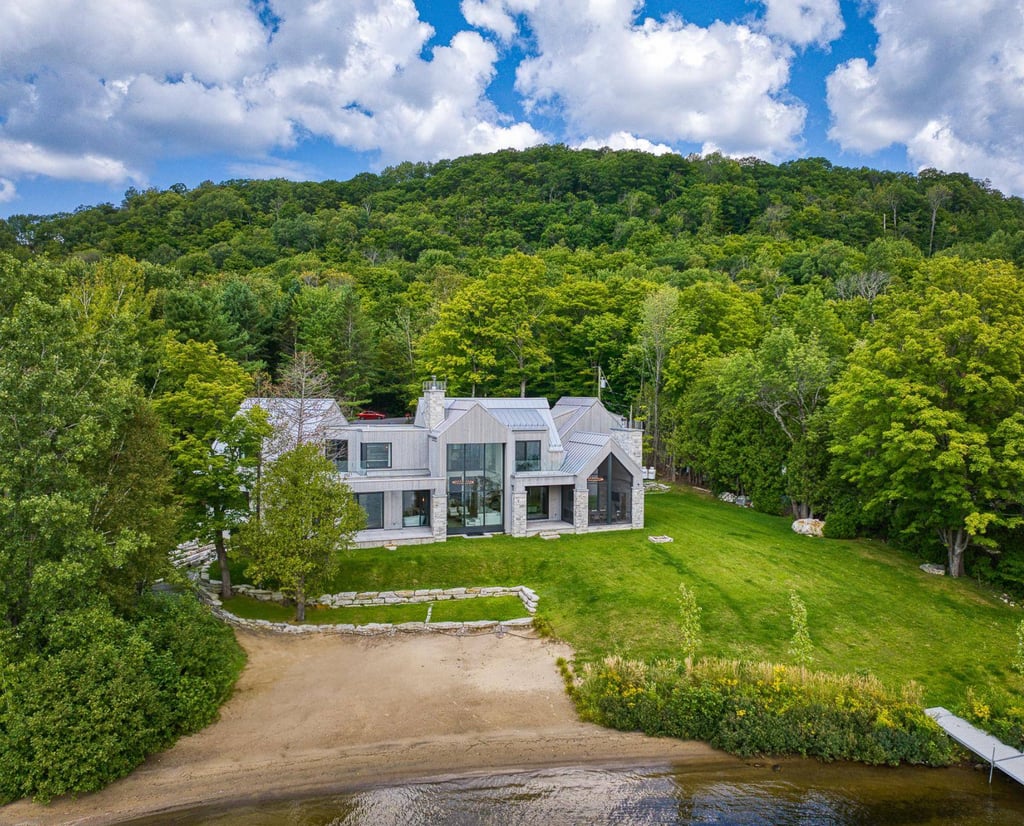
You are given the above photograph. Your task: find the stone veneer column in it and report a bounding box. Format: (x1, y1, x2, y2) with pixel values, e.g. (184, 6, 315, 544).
(573, 489, 589, 534)
(631, 481, 645, 529)
(431, 493, 448, 542)
(511, 491, 527, 537)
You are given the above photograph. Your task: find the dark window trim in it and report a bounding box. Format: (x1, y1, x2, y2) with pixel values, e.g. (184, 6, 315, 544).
(515, 439, 541, 472)
(356, 491, 384, 530)
(360, 441, 392, 469)
(325, 439, 349, 472)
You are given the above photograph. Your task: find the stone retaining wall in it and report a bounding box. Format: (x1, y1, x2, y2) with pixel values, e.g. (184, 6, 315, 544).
(228, 583, 538, 613)
(200, 581, 538, 636)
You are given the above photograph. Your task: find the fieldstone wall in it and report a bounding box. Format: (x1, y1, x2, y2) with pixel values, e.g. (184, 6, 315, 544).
(201, 580, 539, 636)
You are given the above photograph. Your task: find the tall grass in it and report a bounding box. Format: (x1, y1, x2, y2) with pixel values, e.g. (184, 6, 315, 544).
(571, 655, 954, 766)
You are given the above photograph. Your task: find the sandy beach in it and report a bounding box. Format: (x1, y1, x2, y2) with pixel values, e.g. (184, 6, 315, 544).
(3, 627, 735, 825)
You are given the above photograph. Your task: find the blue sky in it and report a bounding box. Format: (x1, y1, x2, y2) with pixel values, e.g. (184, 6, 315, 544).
(2, 1, 1023, 218)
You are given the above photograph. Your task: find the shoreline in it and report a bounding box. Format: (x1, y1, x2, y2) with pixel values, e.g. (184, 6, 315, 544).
(3, 628, 734, 826)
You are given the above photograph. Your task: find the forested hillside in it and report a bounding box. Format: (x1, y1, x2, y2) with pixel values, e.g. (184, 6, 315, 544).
(3, 145, 1024, 588)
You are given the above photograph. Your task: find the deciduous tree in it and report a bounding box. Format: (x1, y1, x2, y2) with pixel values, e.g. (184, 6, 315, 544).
(239, 444, 363, 621)
(829, 259, 1024, 575)
(152, 339, 271, 598)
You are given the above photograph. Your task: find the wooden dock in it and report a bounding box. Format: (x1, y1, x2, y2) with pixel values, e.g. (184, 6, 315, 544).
(926, 706, 1024, 785)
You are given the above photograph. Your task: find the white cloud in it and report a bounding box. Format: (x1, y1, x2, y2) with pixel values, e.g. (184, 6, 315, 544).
(0, 138, 143, 185)
(460, 0, 520, 42)
(827, 0, 1024, 194)
(496, 0, 806, 160)
(759, 0, 844, 47)
(576, 132, 676, 155)
(0, 0, 544, 195)
(0, 178, 16, 203)
(227, 159, 315, 182)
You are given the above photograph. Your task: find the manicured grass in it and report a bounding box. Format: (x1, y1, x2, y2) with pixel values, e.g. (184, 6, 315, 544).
(298, 487, 1022, 708)
(431, 595, 527, 622)
(221, 594, 528, 625)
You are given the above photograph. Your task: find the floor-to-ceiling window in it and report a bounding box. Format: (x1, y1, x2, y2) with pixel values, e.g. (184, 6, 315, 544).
(356, 492, 384, 530)
(402, 490, 431, 527)
(447, 442, 504, 533)
(587, 454, 632, 525)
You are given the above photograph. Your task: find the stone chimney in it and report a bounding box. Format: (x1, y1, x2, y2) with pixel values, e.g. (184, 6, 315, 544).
(422, 376, 447, 430)
(611, 425, 643, 468)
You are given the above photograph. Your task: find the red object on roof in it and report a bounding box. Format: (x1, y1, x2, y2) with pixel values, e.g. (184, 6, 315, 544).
(357, 410, 387, 420)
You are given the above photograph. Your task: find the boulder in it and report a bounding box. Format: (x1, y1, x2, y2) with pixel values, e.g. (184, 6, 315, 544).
(792, 518, 825, 537)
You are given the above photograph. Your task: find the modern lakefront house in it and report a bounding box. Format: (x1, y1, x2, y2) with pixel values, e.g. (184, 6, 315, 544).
(247, 379, 646, 548)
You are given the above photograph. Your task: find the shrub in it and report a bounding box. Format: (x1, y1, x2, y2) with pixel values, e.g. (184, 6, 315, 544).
(0, 593, 244, 803)
(1014, 619, 1024, 676)
(822, 495, 861, 539)
(571, 656, 954, 767)
(962, 685, 1024, 751)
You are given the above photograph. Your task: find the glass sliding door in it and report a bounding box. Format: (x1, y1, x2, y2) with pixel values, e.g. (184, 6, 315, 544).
(526, 486, 549, 520)
(446, 442, 504, 533)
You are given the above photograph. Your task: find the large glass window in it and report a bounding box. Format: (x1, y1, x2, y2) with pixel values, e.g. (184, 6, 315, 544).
(402, 490, 430, 527)
(526, 486, 548, 520)
(515, 440, 541, 472)
(360, 442, 391, 469)
(588, 455, 633, 525)
(446, 442, 504, 533)
(356, 492, 384, 529)
(325, 439, 348, 472)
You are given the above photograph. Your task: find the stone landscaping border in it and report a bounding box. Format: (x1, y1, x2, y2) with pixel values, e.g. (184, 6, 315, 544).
(198, 579, 538, 636)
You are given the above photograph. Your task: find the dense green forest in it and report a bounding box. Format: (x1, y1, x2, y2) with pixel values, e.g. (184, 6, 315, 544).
(3, 145, 1024, 796)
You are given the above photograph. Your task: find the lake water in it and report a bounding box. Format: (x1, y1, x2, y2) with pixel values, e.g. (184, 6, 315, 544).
(128, 760, 1024, 825)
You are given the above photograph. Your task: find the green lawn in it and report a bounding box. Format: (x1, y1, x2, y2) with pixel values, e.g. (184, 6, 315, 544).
(226, 488, 1022, 707)
(308, 487, 1022, 707)
(221, 594, 529, 625)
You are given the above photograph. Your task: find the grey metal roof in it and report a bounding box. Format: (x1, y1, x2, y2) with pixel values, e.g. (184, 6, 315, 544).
(240, 397, 348, 460)
(560, 432, 610, 475)
(433, 397, 564, 449)
(488, 407, 548, 429)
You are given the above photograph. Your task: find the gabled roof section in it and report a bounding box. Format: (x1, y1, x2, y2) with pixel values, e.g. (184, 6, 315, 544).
(560, 431, 610, 476)
(432, 400, 505, 438)
(241, 397, 347, 461)
(560, 430, 643, 479)
(552, 396, 623, 440)
(426, 396, 564, 451)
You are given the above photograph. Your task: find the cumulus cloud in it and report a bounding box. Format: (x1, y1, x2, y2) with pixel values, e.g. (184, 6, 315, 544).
(576, 132, 676, 155)
(0, 0, 544, 194)
(227, 159, 316, 182)
(827, 0, 1024, 194)
(496, 0, 806, 160)
(0, 178, 16, 203)
(759, 0, 844, 47)
(460, 0, 520, 42)
(0, 138, 143, 185)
